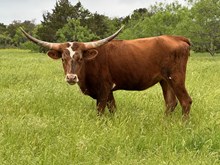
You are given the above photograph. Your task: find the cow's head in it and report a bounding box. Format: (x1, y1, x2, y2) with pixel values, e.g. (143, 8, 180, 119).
(20, 26, 123, 85)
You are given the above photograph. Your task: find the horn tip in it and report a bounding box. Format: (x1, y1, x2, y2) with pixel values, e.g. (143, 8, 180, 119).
(20, 27, 24, 31)
(115, 25, 125, 34)
(20, 27, 26, 34)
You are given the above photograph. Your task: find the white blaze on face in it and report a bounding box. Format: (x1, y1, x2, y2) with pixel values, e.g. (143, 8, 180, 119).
(65, 43, 79, 84)
(67, 42, 76, 58)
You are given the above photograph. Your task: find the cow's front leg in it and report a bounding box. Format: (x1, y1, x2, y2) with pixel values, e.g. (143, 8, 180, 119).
(96, 84, 112, 115)
(107, 92, 116, 113)
(96, 97, 108, 116)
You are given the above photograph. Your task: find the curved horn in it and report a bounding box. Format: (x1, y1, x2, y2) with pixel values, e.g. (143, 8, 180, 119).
(20, 27, 61, 51)
(84, 25, 124, 50)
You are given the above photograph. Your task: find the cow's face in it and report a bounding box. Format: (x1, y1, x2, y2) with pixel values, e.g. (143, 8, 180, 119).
(47, 42, 98, 85)
(20, 26, 123, 84)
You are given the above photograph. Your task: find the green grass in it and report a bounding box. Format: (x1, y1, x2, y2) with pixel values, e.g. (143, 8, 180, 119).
(0, 49, 220, 165)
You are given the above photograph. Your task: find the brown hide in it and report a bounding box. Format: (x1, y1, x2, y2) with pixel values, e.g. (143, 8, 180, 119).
(81, 36, 188, 91)
(78, 35, 192, 118)
(21, 25, 192, 119)
(112, 36, 189, 90)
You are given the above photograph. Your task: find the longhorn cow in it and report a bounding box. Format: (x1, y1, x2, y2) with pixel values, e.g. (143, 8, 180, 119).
(20, 27, 192, 119)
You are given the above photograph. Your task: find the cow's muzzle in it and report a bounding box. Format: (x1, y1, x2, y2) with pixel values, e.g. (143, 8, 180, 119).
(65, 74, 79, 85)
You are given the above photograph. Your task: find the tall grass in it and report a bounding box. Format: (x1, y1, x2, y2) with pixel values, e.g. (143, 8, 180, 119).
(0, 49, 220, 164)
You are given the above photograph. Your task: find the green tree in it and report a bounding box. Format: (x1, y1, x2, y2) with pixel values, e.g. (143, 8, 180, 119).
(19, 25, 40, 51)
(0, 23, 7, 34)
(129, 8, 153, 22)
(146, 2, 187, 36)
(187, 0, 220, 55)
(5, 20, 36, 47)
(38, 0, 74, 42)
(0, 35, 12, 48)
(7, 20, 22, 42)
(86, 13, 120, 39)
(0, 23, 12, 48)
(37, 1, 91, 42)
(120, 2, 186, 39)
(56, 18, 98, 42)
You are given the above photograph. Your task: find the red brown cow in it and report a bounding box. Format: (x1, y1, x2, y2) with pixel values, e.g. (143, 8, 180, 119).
(20, 27, 192, 119)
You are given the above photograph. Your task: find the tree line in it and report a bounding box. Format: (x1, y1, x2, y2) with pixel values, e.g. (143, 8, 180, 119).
(0, 0, 220, 55)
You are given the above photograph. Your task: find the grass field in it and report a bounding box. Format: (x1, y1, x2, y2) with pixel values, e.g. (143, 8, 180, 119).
(0, 49, 220, 165)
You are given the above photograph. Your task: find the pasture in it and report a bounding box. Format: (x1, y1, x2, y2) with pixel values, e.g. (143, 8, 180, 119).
(0, 49, 220, 164)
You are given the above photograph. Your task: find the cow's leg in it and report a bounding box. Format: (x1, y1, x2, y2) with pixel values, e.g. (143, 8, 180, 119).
(160, 80, 178, 115)
(96, 98, 108, 116)
(169, 75, 192, 120)
(107, 92, 116, 113)
(96, 87, 111, 115)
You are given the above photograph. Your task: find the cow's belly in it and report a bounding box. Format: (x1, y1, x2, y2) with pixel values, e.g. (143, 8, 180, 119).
(112, 72, 162, 91)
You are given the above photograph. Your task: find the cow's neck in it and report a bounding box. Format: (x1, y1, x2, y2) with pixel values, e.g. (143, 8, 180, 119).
(77, 63, 89, 95)
(77, 81, 88, 95)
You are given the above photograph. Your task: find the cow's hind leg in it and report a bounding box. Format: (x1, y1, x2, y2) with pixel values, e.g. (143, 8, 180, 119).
(107, 92, 116, 113)
(160, 80, 178, 116)
(169, 76, 192, 120)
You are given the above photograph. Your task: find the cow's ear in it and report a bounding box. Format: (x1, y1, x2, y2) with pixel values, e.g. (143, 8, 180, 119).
(47, 50, 62, 59)
(83, 49, 98, 60)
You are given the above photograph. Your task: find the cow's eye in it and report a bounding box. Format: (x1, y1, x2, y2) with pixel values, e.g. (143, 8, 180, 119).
(74, 55, 82, 62)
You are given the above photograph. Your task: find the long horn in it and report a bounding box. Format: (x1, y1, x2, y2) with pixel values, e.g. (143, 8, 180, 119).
(84, 25, 124, 50)
(20, 27, 61, 51)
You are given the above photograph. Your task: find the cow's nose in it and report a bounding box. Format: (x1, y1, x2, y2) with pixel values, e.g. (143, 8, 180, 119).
(65, 74, 79, 84)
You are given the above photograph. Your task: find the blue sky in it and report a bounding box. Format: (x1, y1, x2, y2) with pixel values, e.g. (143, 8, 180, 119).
(0, 0, 186, 25)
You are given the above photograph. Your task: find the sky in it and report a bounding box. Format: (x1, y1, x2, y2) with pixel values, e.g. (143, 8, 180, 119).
(0, 0, 186, 25)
